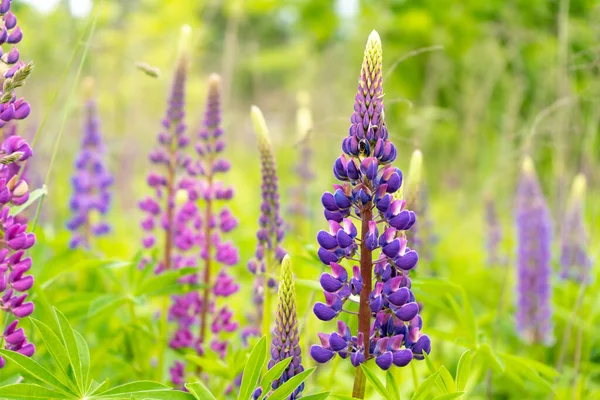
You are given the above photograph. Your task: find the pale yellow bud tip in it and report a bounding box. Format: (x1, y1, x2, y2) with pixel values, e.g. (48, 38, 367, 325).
(572, 173, 587, 199)
(178, 24, 193, 58)
(82, 77, 95, 99)
(521, 156, 535, 175)
(251, 105, 272, 146)
(175, 189, 189, 207)
(368, 30, 381, 45)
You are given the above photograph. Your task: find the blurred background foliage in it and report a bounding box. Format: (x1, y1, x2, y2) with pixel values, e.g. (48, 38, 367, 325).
(1, 0, 599, 398)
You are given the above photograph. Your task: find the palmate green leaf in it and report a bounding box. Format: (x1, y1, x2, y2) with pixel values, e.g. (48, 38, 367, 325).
(504, 358, 553, 393)
(437, 366, 456, 393)
(54, 308, 84, 395)
(499, 353, 559, 379)
(238, 335, 268, 400)
(0, 383, 69, 399)
(432, 392, 466, 400)
(74, 330, 91, 391)
(185, 381, 217, 400)
(258, 357, 292, 400)
(92, 381, 181, 398)
(267, 368, 315, 400)
(412, 371, 440, 400)
(477, 344, 503, 373)
(300, 392, 330, 400)
(88, 294, 129, 319)
(41, 259, 132, 290)
(185, 354, 235, 379)
(0, 350, 73, 396)
(361, 364, 394, 399)
(455, 350, 472, 391)
(89, 379, 111, 395)
(329, 395, 362, 400)
(29, 317, 76, 392)
(386, 371, 401, 400)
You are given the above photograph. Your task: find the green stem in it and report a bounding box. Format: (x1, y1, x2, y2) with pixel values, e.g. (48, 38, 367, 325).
(411, 361, 419, 391)
(156, 295, 169, 381)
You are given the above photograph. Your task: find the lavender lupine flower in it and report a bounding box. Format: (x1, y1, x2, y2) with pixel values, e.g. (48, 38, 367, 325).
(67, 79, 113, 249)
(309, 31, 429, 398)
(168, 75, 241, 386)
(249, 106, 286, 340)
(0, 0, 35, 369)
(263, 255, 304, 399)
(289, 92, 314, 234)
(560, 174, 590, 282)
(515, 157, 553, 345)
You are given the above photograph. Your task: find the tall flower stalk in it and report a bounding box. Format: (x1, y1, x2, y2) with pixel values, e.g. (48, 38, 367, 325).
(485, 195, 505, 266)
(0, 0, 35, 368)
(515, 156, 553, 345)
(309, 31, 430, 399)
(248, 106, 286, 343)
(264, 255, 304, 399)
(67, 78, 113, 249)
(560, 173, 590, 282)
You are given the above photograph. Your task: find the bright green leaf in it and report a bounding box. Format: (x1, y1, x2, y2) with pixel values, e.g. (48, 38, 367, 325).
(0, 383, 69, 399)
(258, 357, 292, 399)
(300, 392, 331, 400)
(360, 364, 393, 399)
(238, 335, 267, 400)
(438, 366, 456, 393)
(386, 371, 401, 400)
(10, 186, 47, 216)
(267, 368, 315, 400)
(456, 350, 472, 391)
(185, 381, 216, 400)
(54, 308, 84, 394)
(412, 371, 440, 400)
(432, 392, 466, 400)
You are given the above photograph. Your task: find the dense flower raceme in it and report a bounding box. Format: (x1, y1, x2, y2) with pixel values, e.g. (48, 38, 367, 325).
(168, 75, 240, 383)
(67, 84, 113, 249)
(0, 1, 32, 129)
(515, 157, 553, 345)
(560, 174, 591, 282)
(254, 255, 304, 400)
(248, 106, 286, 332)
(0, 0, 35, 369)
(310, 31, 430, 373)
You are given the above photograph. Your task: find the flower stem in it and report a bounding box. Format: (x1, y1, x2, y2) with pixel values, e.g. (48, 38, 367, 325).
(262, 248, 274, 343)
(352, 202, 373, 399)
(199, 169, 213, 347)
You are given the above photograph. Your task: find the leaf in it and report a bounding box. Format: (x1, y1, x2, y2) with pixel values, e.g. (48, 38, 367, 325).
(360, 364, 393, 399)
(129, 391, 195, 400)
(386, 371, 401, 400)
(41, 259, 131, 289)
(423, 352, 436, 374)
(294, 279, 323, 291)
(455, 350, 472, 391)
(258, 357, 293, 399)
(185, 354, 236, 380)
(90, 379, 111, 395)
(10, 186, 47, 216)
(238, 335, 267, 400)
(54, 308, 84, 394)
(0, 383, 69, 399)
(94, 381, 170, 396)
(0, 350, 73, 395)
(329, 395, 362, 400)
(432, 393, 466, 400)
(29, 318, 76, 390)
(500, 353, 559, 379)
(412, 371, 440, 400)
(74, 330, 91, 391)
(185, 382, 216, 400)
(267, 368, 315, 400)
(438, 366, 456, 393)
(300, 392, 331, 400)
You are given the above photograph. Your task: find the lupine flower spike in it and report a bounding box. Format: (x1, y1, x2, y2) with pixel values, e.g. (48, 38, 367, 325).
(289, 91, 315, 236)
(515, 157, 553, 345)
(254, 255, 304, 400)
(310, 31, 430, 399)
(249, 106, 286, 342)
(67, 78, 113, 249)
(560, 173, 590, 282)
(0, 0, 36, 368)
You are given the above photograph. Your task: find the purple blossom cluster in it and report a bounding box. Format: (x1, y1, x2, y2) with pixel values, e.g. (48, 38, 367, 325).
(168, 75, 240, 385)
(515, 157, 553, 345)
(248, 107, 286, 321)
(310, 31, 430, 375)
(67, 93, 113, 248)
(0, 0, 31, 129)
(0, 0, 35, 369)
(560, 174, 591, 282)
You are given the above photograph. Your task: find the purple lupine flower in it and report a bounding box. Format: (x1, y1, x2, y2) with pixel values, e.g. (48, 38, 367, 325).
(515, 157, 553, 345)
(266, 255, 304, 399)
(310, 32, 429, 398)
(249, 106, 286, 338)
(67, 80, 113, 249)
(167, 75, 240, 384)
(0, 0, 35, 369)
(560, 173, 590, 282)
